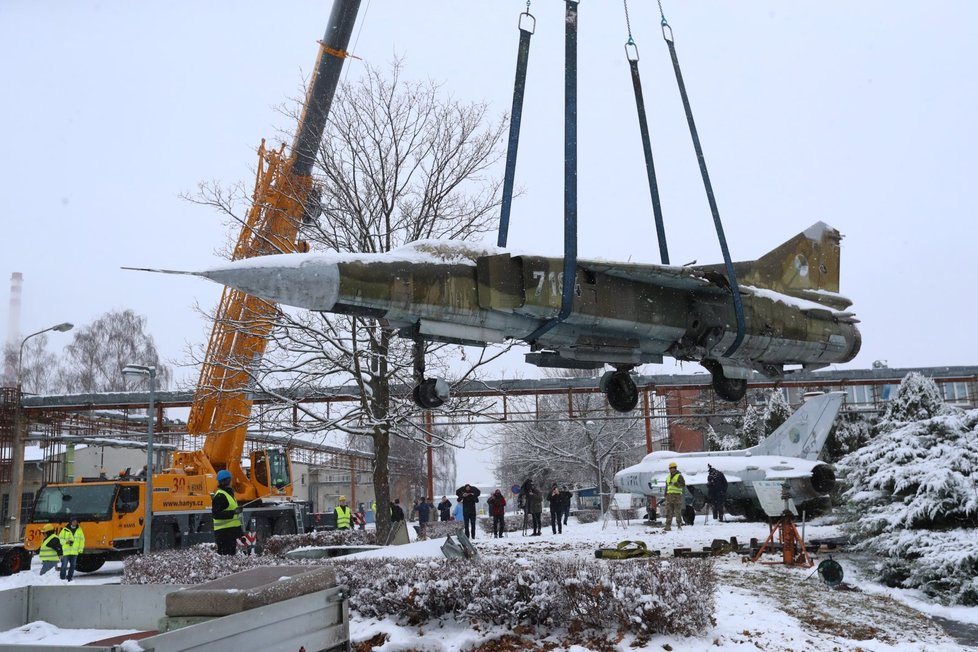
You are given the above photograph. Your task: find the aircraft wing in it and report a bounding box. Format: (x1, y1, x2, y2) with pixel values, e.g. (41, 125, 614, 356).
(645, 470, 743, 492)
(580, 261, 727, 293)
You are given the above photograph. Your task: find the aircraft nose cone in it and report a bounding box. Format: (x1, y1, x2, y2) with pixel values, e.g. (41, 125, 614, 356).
(199, 255, 340, 311)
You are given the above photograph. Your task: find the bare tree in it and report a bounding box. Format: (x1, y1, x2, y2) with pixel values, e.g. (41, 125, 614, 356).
(4, 337, 59, 394)
(58, 309, 171, 393)
(188, 60, 509, 538)
(493, 371, 646, 511)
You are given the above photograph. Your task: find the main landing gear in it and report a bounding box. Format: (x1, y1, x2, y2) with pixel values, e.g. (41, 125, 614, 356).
(701, 359, 747, 402)
(413, 377, 449, 409)
(601, 369, 639, 413)
(411, 332, 450, 410)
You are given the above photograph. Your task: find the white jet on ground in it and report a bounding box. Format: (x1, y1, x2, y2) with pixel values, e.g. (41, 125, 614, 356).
(614, 391, 845, 520)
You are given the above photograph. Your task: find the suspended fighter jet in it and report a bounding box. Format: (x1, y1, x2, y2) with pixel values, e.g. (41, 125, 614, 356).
(131, 221, 859, 412)
(613, 391, 845, 520)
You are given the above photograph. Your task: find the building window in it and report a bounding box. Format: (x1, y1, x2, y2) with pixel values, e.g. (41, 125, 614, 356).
(1, 494, 8, 523)
(942, 382, 970, 404)
(880, 384, 900, 401)
(20, 492, 32, 524)
(845, 385, 874, 404)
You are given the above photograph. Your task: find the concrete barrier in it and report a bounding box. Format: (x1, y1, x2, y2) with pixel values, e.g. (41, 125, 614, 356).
(0, 566, 349, 652)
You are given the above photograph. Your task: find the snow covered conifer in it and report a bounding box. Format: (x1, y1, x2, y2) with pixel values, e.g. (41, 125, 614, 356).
(837, 373, 978, 605)
(740, 404, 764, 448)
(762, 390, 791, 436)
(881, 371, 949, 424)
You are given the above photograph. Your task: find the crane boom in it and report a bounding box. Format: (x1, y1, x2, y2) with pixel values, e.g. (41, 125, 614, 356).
(176, 0, 362, 501)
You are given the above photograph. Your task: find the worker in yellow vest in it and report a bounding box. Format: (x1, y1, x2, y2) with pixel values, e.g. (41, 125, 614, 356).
(334, 496, 352, 530)
(59, 517, 85, 581)
(663, 462, 686, 532)
(212, 470, 243, 555)
(38, 524, 63, 576)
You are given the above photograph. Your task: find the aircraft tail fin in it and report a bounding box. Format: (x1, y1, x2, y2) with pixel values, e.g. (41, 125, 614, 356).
(697, 222, 850, 309)
(747, 391, 845, 460)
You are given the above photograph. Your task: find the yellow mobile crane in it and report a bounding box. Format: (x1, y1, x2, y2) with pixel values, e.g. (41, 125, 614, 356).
(0, 1, 362, 575)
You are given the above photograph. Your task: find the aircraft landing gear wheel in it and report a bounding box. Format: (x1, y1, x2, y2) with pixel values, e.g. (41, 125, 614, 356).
(702, 360, 747, 402)
(712, 373, 747, 402)
(604, 371, 639, 413)
(413, 377, 449, 409)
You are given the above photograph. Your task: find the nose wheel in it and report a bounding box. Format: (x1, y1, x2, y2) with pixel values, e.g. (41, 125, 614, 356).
(601, 370, 639, 413)
(413, 377, 449, 409)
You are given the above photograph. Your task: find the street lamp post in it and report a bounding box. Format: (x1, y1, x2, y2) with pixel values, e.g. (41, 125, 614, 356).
(122, 364, 156, 555)
(7, 322, 73, 544)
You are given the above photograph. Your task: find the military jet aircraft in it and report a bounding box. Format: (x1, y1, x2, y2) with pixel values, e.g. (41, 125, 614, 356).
(613, 391, 845, 520)
(133, 221, 859, 411)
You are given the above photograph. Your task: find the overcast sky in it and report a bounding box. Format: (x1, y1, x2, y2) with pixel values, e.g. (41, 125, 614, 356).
(3, 1, 977, 480)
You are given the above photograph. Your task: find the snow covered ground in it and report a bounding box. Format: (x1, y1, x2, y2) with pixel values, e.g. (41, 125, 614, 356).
(0, 560, 140, 648)
(341, 517, 978, 651)
(1, 518, 976, 650)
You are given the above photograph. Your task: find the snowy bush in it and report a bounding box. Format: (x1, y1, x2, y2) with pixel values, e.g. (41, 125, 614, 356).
(124, 546, 285, 584)
(346, 556, 715, 637)
(423, 521, 466, 539)
(838, 373, 978, 605)
(261, 528, 378, 557)
(124, 546, 715, 637)
(574, 510, 599, 524)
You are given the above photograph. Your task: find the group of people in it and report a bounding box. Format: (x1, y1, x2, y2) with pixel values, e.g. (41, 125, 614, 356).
(517, 479, 571, 536)
(662, 462, 729, 531)
(37, 517, 85, 580)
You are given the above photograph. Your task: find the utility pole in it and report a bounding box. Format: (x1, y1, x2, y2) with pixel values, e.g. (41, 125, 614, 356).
(8, 322, 73, 544)
(122, 365, 156, 555)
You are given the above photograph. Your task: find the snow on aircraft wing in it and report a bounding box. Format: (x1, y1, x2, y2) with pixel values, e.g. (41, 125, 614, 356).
(580, 261, 726, 293)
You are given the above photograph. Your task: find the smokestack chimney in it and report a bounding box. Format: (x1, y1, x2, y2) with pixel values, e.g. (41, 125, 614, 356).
(3, 272, 23, 386)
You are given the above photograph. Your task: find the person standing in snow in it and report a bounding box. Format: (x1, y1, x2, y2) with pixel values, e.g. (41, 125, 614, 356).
(707, 464, 729, 522)
(456, 484, 481, 538)
(37, 524, 63, 576)
(391, 498, 405, 523)
(548, 483, 564, 534)
(415, 496, 435, 538)
(334, 495, 352, 530)
(212, 469, 244, 555)
(559, 485, 572, 526)
(59, 517, 85, 581)
(409, 497, 420, 522)
(437, 496, 452, 522)
(487, 489, 507, 538)
(452, 498, 464, 522)
(524, 479, 543, 536)
(663, 462, 686, 531)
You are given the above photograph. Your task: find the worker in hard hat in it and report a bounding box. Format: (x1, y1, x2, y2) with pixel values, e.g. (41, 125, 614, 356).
(212, 469, 243, 555)
(663, 462, 686, 532)
(38, 524, 63, 576)
(334, 495, 352, 530)
(59, 516, 85, 581)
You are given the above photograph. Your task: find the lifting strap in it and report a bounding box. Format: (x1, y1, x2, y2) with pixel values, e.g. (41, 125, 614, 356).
(623, 1, 669, 265)
(658, 3, 745, 357)
(527, 0, 579, 344)
(497, 3, 536, 248)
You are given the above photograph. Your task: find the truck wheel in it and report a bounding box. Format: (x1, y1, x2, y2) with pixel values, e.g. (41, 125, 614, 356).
(76, 554, 107, 573)
(253, 518, 273, 555)
(0, 549, 29, 575)
(152, 526, 177, 551)
(273, 515, 297, 536)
